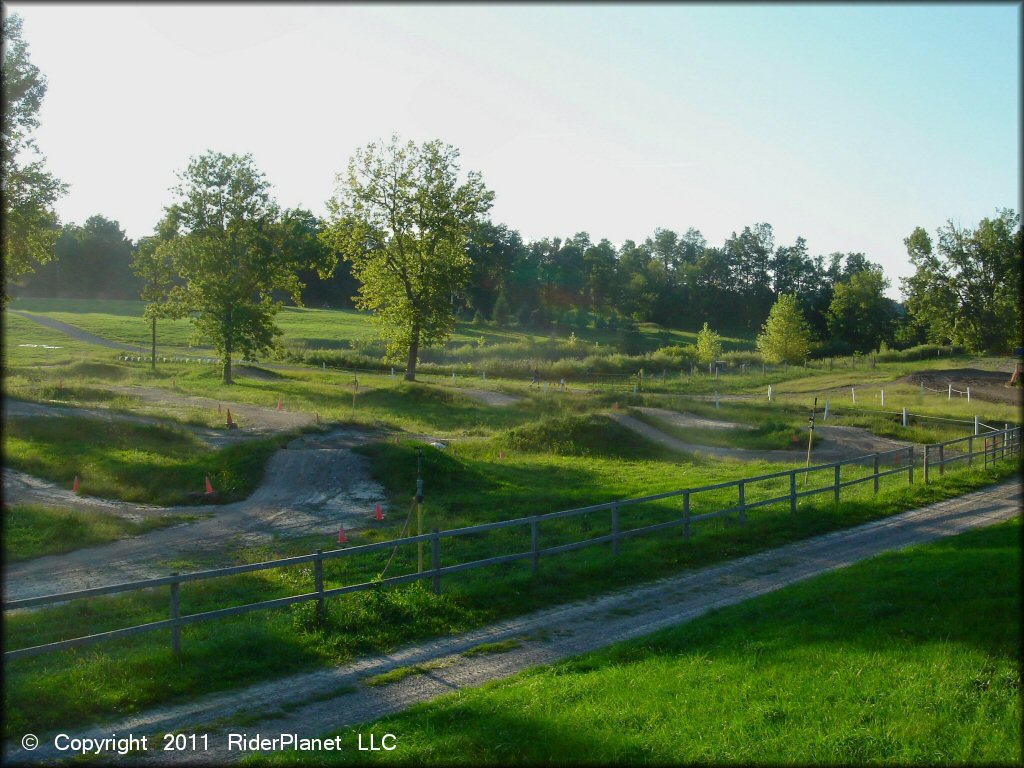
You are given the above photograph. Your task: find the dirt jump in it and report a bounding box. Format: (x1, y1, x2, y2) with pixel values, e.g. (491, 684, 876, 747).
(3, 427, 388, 602)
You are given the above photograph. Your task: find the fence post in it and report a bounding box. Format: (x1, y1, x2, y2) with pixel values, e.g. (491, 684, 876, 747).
(966, 386, 970, 402)
(683, 491, 691, 540)
(880, 388, 885, 406)
(907, 447, 914, 484)
(938, 443, 945, 476)
(834, 463, 841, 504)
(851, 386, 856, 403)
(902, 407, 907, 428)
(611, 504, 620, 556)
(715, 390, 720, 408)
(823, 399, 830, 420)
(948, 383, 952, 399)
(790, 471, 797, 513)
(531, 519, 540, 574)
(315, 550, 325, 626)
(768, 384, 772, 401)
(431, 529, 441, 595)
(923, 445, 929, 484)
(968, 436, 974, 467)
(737, 481, 747, 526)
(170, 574, 181, 656)
(974, 415, 979, 436)
(873, 455, 879, 494)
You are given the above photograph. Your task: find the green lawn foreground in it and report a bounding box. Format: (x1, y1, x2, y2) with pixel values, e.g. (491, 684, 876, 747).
(253, 518, 1022, 766)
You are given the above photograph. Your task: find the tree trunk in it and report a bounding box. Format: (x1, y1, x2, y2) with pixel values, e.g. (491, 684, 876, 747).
(404, 325, 420, 381)
(150, 316, 157, 372)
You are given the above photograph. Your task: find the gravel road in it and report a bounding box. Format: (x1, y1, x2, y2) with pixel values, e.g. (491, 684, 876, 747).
(5, 478, 1018, 766)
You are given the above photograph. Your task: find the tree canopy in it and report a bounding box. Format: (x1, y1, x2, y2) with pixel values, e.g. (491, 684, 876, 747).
(161, 151, 334, 383)
(757, 294, 812, 364)
(1, 13, 66, 305)
(321, 136, 494, 380)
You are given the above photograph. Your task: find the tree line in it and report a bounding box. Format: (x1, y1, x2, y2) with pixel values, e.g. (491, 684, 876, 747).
(4, 13, 1021, 384)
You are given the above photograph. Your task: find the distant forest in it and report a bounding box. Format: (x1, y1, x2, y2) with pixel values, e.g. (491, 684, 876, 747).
(12, 208, 1021, 356)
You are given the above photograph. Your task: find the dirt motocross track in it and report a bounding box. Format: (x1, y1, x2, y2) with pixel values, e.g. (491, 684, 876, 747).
(898, 367, 1023, 407)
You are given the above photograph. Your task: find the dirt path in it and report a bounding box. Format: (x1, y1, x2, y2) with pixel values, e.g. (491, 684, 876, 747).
(897, 367, 1024, 407)
(611, 410, 916, 464)
(10, 311, 140, 351)
(448, 387, 522, 406)
(633, 405, 753, 430)
(6, 479, 1018, 766)
(3, 398, 253, 447)
(3, 429, 388, 602)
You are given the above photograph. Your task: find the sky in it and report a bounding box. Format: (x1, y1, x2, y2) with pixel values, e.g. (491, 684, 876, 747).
(6, 3, 1020, 298)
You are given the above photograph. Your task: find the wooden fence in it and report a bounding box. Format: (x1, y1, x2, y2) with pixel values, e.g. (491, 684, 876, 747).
(5, 427, 1020, 663)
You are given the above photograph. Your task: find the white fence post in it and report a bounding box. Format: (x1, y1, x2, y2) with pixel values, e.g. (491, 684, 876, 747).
(851, 386, 856, 403)
(974, 415, 979, 436)
(902, 407, 907, 427)
(768, 385, 772, 401)
(948, 384, 952, 399)
(966, 386, 970, 402)
(823, 399, 830, 420)
(880, 388, 885, 406)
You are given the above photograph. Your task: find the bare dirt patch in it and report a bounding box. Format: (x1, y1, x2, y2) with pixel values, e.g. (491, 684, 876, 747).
(897, 367, 1023, 407)
(449, 387, 522, 407)
(634, 406, 753, 430)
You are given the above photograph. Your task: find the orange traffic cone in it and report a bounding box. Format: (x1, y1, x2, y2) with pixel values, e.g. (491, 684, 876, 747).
(205, 475, 215, 494)
(375, 502, 383, 521)
(72, 475, 80, 493)
(337, 526, 347, 544)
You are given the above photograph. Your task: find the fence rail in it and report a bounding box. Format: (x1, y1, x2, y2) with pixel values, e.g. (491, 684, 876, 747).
(5, 428, 1020, 663)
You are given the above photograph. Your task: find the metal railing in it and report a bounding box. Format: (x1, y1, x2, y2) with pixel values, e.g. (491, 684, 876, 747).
(5, 429, 1020, 663)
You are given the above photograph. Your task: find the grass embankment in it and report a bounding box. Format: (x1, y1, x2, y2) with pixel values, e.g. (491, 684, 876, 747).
(2, 415, 284, 505)
(628, 407, 810, 450)
(256, 519, 1021, 766)
(3, 504, 193, 562)
(4, 414, 1019, 739)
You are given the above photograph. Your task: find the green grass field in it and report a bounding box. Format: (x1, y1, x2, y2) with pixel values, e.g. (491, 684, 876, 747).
(252, 518, 1022, 766)
(3, 504, 195, 562)
(4, 442, 1019, 739)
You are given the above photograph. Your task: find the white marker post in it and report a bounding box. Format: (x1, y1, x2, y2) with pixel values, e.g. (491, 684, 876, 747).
(851, 386, 856, 403)
(948, 384, 952, 399)
(966, 386, 970, 402)
(482, 371, 486, 381)
(823, 399, 830, 420)
(902, 407, 908, 428)
(714, 390, 720, 409)
(880, 388, 885, 406)
(974, 415, 979, 436)
(768, 385, 773, 401)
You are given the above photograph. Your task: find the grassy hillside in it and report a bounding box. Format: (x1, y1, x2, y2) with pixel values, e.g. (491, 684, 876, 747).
(256, 518, 1022, 766)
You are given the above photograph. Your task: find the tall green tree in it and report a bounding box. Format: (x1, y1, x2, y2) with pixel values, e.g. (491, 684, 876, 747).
(826, 266, 897, 353)
(901, 210, 1022, 353)
(321, 136, 493, 381)
(1, 13, 67, 305)
(695, 322, 723, 365)
(132, 214, 184, 371)
(163, 151, 332, 384)
(757, 294, 813, 364)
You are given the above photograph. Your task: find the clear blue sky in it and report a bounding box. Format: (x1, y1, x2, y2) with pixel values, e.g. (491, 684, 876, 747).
(7, 3, 1020, 296)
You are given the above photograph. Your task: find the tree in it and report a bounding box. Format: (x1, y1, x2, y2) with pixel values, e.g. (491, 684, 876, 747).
(492, 290, 510, 326)
(757, 294, 813, 364)
(2, 13, 67, 305)
(695, 322, 722, 365)
(826, 266, 897, 353)
(321, 136, 494, 380)
(901, 211, 1022, 353)
(163, 151, 332, 384)
(132, 214, 184, 371)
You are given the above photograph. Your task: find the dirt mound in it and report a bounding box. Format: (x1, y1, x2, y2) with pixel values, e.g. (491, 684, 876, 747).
(897, 368, 1023, 407)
